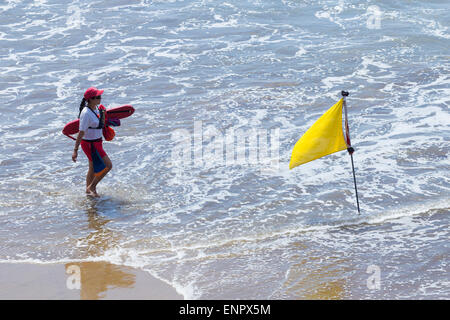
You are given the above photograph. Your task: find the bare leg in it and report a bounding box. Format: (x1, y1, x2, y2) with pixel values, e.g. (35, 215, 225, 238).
(86, 161, 94, 193)
(87, 155, 112, 197)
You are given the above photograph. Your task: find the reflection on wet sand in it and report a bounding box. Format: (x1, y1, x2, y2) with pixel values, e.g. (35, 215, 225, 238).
(281, 250, 349, 299)
(66, 198, 134, 299)
(65, 261, 135, 300)
(284, 268, 346, 299)
(78, 198, 124, 256)
(61, 197, 182, 300)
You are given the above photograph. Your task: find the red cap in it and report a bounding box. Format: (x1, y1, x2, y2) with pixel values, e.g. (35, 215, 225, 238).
(84, 87, 104, 100)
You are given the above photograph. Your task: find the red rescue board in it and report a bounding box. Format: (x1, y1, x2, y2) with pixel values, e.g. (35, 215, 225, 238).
(62, 105, 134, 140)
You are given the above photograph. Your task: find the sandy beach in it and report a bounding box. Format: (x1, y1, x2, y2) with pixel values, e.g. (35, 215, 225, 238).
(0, 262, 183, 300)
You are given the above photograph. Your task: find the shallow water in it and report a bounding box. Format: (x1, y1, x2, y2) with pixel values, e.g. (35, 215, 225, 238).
(0, 0, 449, 299)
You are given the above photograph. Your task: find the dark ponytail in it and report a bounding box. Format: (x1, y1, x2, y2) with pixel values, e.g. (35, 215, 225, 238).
(78, 98, 87, 118)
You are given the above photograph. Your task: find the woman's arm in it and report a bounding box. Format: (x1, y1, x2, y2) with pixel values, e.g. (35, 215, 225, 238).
(72, 130, 85, 162)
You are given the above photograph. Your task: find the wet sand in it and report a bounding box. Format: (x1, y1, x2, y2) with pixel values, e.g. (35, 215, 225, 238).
(0, 262, 183, 300)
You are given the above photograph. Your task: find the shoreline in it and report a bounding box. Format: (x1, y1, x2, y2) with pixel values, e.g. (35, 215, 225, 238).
(0, 261, 183, 300)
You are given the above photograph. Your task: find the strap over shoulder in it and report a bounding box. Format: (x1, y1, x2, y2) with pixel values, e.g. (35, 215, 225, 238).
(88, 106, 105, 129)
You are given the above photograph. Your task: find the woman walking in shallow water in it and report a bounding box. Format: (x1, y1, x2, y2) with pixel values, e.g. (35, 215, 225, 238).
(72, 87, 112, 197)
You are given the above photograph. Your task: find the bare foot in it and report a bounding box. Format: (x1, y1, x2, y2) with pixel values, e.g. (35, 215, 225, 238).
(86, 188, 100, 198)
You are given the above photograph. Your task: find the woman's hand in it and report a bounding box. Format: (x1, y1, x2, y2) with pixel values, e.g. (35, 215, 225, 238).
(72, 131, 84, 162)
(72, 149, 78, 162)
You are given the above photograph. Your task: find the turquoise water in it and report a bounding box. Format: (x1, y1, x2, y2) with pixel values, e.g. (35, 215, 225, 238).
(0, 0, 449, 299)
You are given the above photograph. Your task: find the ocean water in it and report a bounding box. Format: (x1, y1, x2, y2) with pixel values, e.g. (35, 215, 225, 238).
(0, 0, 449, 299)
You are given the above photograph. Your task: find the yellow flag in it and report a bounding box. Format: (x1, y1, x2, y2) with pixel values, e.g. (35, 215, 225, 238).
(289, 98, 348, 169)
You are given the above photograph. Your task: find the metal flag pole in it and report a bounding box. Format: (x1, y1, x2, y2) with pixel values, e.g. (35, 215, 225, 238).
(341, 90, 361, 214)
